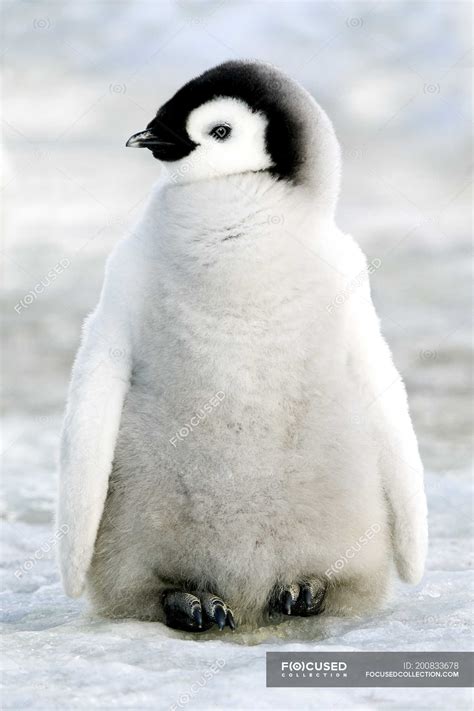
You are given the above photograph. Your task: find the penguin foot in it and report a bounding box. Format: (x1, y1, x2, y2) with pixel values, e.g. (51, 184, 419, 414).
(162, 590, 236, 632)
(270, 578, 327, 617)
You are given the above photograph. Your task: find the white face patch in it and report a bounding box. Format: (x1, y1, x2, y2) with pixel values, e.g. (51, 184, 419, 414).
(162, 97, 274, 184)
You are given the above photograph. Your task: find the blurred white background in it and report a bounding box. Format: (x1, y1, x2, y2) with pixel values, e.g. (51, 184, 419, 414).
(1, 2, 472, 709)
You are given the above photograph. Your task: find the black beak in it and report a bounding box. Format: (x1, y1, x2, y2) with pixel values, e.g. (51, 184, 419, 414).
(126, 129, 176, 149)
(126, 123, 196, 162)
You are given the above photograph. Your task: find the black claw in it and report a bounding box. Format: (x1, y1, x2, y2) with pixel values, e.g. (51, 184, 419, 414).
(214, 604, 226, 630)
(296, 580, 327, 616)
(269, 579, 327, 619)
(226, 609, 236, 630)
(163, 590, 236, 633)
(283, 590, 294, 615)
(162, 591, 208, 632)
(302, 584, 313, 608)
(192, 604, 203, 628)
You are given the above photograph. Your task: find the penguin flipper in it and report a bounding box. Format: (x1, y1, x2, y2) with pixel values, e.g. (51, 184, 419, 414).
(379, 380, 428, 585)
(344, 248, 428, 585)
(56, 253, 132, 597)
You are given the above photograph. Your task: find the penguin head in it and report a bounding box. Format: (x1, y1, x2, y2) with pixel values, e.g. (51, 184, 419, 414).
(127, 60, 340, 199)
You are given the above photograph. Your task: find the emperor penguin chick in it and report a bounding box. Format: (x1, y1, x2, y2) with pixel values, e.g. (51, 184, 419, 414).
(57, 61, 428, 632)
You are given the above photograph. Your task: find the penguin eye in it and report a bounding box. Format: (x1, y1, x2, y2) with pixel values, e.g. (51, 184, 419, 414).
(209, 123, 232, 141)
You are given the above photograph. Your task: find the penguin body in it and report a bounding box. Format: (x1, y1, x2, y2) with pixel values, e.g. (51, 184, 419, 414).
(58, 61, 427, 629)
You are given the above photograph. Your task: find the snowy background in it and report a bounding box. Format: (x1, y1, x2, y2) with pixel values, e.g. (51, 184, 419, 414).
(1, 1, 472, 709)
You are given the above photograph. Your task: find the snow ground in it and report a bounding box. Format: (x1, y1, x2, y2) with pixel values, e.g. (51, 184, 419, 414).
(2, 1, 473, 709)
(1, 436, 473, 709)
